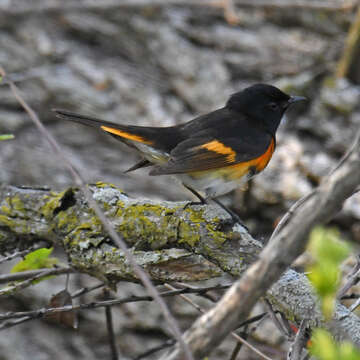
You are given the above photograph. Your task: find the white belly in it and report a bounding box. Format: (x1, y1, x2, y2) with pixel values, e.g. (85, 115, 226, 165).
(175, 172, 251, 198)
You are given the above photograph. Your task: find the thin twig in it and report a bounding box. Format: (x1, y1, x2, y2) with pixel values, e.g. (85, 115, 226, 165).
(175, 283, 270, 330)
(104, 289, 119, 360)
(0, 268, 76, 296)
(264, 299, 292, 340)
(0, 66, 192, 360)
(71, 282, 105, 299)
(337, 254, 360, 299)
(164, 284, 273, 360)
(229, 327, 247, 360)
(279, 313, 295, 340)
(0, 285, 232, 323)
(0, 267, 75, 284)
(349, 297, 360, 312)
(341, 293, 360, 300)
(287, 320, 309, 360)
(134, 339, 176, 360)
(268, 191, 316, 243)
(0, 245, 42, 265)
(0, 316, 33, 330)
(237, 312, 268, 329)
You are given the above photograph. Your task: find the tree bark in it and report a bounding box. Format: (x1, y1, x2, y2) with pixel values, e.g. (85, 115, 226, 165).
(0, 183, 260, 284)
(1, 145, 360, 353)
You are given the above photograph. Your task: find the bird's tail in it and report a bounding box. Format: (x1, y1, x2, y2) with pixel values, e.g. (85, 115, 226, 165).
(53, 109, 154, 145)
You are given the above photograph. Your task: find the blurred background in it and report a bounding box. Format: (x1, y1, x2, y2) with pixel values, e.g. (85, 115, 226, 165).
(1, 1, 360, 359)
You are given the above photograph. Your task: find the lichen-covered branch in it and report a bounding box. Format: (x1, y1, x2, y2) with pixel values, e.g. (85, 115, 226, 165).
(1, 179, 360, 350)
(0, 182, 260, 285)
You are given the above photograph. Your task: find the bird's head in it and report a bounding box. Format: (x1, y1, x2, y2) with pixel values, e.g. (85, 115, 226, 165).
(227, 83, 306, 135)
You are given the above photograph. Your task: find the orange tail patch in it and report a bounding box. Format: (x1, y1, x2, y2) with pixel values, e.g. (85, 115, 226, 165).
(100, 126, 153, 145)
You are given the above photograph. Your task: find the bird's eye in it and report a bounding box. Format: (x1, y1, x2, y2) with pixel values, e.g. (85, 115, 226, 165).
(268, 102, 279, 111)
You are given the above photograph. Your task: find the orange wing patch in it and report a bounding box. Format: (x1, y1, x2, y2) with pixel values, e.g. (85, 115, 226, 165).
(200, 140, 236, 163)
(101, 126, 153, 145)
(226, 138, 275, 179)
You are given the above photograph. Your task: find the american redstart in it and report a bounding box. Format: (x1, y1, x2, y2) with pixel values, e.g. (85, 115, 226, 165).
(54, 84, 305, 221)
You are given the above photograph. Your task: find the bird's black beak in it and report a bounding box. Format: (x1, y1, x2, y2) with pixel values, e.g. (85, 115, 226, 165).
(288, 95, 307, 104)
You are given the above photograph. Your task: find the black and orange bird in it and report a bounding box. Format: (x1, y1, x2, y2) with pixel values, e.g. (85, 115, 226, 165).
(54, 84, 305, 221)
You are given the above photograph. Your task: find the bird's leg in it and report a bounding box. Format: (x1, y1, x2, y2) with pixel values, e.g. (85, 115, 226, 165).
(211, 198, 248, 231)
(182, 184, 207, 208)
(182, 184, 248, 231)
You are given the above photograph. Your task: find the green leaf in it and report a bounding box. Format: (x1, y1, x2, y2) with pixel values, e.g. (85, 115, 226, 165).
(0, 134, 14, 141)
(11, 247, 58, 273)
(310, 329, 360, 360)
(310, 329, 338, 360)
(307, 226, 350, 318)
(308, 227, 349, 263)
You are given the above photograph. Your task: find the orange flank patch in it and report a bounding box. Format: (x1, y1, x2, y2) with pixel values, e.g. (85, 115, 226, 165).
(100, 126, 153, 145)
(200, 140, 236, 163)
(225, 138, 275, 179)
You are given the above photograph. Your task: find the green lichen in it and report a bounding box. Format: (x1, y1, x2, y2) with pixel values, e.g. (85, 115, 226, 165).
(41, 190, 67, 219)
(187, 207, 227, 246)
(178, 220, 200, 247)
(206, 225, 227, 245)
(1, 205, 12, 216)
(116, 203, 179, 248)
(0, 214, 15, 228)
(64, 215, 105, 248)
(187, 207, 205, 224)
(0, 214, 29, 234)
(56, 210, 79, 233)
(95, 181, 118, 189)
(12, 195, 25, 213)
(0, 195, 26, 217)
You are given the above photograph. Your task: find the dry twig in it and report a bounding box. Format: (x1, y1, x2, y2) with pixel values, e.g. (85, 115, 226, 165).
(287, 320, 309, 360)
(164, 283, 273, 360)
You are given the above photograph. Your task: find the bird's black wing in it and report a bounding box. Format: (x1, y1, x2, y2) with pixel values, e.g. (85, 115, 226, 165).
(149, 129, 272, 175)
